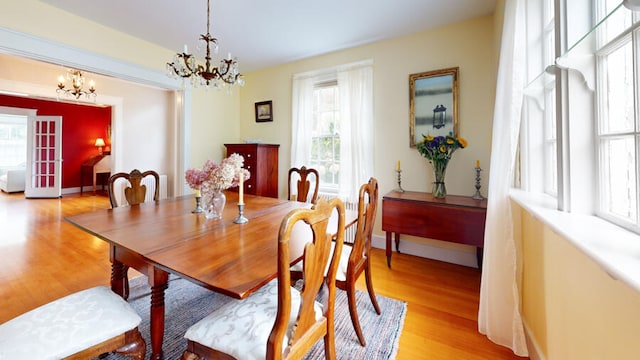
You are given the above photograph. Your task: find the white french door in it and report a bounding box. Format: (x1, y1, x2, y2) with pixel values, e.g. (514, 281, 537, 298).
(25, 116, 62, 198)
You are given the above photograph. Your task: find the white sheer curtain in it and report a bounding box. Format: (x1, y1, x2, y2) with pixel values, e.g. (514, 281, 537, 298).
(478, 0, 529, 356)
(291, 76, 314, 167)
(337, 63, 374, 203)
(291, 60, 374, 203)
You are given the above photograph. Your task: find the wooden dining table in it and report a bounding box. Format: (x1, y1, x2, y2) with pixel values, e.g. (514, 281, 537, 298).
(65, 192, 353, 360)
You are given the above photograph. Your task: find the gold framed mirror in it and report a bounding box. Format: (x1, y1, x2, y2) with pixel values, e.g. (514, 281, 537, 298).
(409, 67, 459, 147)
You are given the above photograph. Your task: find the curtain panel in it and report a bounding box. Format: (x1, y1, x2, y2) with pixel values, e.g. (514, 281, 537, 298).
(478, 0, 529, 356)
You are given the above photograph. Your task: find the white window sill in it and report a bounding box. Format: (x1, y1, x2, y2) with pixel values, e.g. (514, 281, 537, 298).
(509, 189, 640, 294)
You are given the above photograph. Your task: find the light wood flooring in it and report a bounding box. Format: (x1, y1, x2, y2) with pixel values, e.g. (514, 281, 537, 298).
(0, 191, 526, 359)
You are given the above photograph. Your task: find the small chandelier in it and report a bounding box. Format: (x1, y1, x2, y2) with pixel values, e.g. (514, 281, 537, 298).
(56, 69, 96, 100)
(166, 0, 244, 89)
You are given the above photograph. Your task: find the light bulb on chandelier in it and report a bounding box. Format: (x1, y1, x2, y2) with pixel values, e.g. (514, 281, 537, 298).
(166, 0, 245, 91)
(56, 69, 97, 101)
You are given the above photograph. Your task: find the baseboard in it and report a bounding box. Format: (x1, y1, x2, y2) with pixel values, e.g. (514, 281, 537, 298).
(522, 319, 545, 360)
(371, 234, 479, 268)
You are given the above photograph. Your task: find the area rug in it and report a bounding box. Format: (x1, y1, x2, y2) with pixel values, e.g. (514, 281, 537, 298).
(103, 275, 406, 360)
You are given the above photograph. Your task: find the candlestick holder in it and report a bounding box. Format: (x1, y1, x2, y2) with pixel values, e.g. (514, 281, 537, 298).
(472, 167, 484, 200)
(233, 203, 249, 224)
(191, 194, 204, 213)
(395, 169, 405, 192)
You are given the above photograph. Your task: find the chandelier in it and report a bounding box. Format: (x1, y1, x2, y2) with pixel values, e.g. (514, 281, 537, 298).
(166, 0, 244, 89)
(56, 69, 96, 100)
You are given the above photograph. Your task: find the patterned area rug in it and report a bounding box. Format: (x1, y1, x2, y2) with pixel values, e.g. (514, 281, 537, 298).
(103, 275, 406, 360)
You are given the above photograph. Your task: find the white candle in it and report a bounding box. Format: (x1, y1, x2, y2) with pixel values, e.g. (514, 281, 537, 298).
(238, 172, 244, 205)
(183, 44, 188, 54)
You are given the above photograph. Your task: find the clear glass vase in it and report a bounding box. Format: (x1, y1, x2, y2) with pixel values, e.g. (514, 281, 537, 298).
(204, 189, 226, 219)
(431, 160, 448, 198)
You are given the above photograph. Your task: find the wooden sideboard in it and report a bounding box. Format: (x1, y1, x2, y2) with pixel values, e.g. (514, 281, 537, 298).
(225, 143, 279, 198)
(381, 190, 487, 268)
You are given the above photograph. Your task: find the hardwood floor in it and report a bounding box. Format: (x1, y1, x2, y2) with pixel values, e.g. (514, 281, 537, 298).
(0, 191, 526, 359)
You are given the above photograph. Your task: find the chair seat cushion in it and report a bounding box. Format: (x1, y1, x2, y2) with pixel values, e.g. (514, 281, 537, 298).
(0, 286, 142, 359)
(184, 279, 323, 360)
(291, 242, 352, 282)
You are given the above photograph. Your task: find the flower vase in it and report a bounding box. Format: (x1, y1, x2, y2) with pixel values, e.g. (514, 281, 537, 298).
(192, 190, 204, 213)
(204, 189, 226, 219)
(431, 160, 448, 198)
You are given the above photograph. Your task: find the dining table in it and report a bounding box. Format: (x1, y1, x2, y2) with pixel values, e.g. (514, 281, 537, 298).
(65, 192, 354, 360)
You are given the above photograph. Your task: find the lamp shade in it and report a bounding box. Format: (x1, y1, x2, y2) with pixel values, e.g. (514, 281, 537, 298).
(94, 138, 106, 147)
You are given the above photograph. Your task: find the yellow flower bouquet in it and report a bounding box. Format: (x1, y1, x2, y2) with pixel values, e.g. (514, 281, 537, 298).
(416, 134, 467, 198)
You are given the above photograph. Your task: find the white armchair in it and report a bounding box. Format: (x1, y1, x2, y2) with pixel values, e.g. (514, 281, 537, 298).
(0, 168, 26, 193)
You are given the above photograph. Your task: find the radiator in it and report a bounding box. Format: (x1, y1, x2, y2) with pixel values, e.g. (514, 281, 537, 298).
(113, 174, 167, 207)
(318, 192, 357, 244)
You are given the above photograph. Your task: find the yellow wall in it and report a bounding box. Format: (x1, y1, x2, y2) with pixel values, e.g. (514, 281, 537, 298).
(517, 203, 640, 359)
(240, 16, 497, 245)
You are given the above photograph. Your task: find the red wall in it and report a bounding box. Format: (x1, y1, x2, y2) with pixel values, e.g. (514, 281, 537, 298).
(0, 95, 111, 189)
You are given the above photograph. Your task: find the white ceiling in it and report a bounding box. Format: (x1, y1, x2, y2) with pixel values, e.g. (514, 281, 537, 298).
(39, 0, 496, 72)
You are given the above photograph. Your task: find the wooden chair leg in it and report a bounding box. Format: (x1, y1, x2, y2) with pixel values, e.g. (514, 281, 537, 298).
(323, 318, 337, 360)
(365, 259, 381, 315)
(114, 328, 146, 360)
(346, 280, 366, 346)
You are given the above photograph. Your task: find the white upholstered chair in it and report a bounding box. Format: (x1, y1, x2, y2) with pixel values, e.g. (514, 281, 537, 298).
(0, 167, 25, 193)
(181, 197, 345, 360)
(0, 286, 145, 359)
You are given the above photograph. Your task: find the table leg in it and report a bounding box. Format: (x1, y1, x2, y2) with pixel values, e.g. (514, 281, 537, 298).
(109, 245, 126, 297)
(394, 232, 401, 253)
(476, 247, 484, 270)
(386, 232, 392, 268)
(149, 268, 169, 360)
(110, 261, 126, 297)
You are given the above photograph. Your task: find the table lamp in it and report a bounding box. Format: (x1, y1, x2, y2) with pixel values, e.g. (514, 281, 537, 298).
(95, 138, 106, 155)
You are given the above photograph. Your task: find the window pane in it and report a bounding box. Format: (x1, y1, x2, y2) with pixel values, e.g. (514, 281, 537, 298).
(311, 84, 340, 190)
(603, 41, 634, 134)
(602, 136, 637, 221)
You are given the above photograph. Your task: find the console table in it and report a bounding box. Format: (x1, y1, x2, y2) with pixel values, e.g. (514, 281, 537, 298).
(381, 190, 487, 268)
(80, 154, 111, 194)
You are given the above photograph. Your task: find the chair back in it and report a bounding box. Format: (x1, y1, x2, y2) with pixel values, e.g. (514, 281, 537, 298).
(348, 178, 378, 272)
(108, 169, 160, 208)
(288, 166, 320, 203)
(268, 197, 345, 359)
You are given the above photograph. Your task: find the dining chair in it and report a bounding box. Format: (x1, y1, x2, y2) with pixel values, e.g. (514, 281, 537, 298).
(288, 166, 319, 203)
(335, 177, 381, 346)
(107, 169, 160, 208)
(107, 168, 160, 299)
(290, 177, 380, 346)
(0, 286, 145, 359)
(181, 197, 346, 360)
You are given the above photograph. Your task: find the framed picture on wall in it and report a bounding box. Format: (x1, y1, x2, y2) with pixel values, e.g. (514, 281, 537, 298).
(409, 67, 459, 147)
(255, 100, 273, 122)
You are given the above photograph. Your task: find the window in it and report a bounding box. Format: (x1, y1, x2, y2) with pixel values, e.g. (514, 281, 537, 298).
(542, 0, 557, 196)
(595, 4, 640, 231)
(0, 114, 27, 168)
(521, 0, 557, 196)
(291, 60, 373, 202)
(310, 81, 340, 193)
